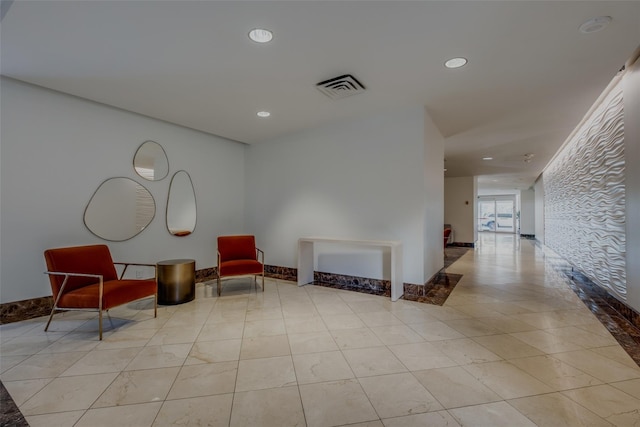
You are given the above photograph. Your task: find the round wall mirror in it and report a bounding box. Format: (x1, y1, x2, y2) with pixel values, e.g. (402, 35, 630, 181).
(133, 140, 169, 181)
(167, 170, 197, 236)
(84, 177, 156, 241)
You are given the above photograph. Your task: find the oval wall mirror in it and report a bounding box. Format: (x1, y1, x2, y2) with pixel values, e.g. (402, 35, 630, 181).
(133, 140, 169, 181)
(167, 170, 197, 237)
(84, 177, 156, 241)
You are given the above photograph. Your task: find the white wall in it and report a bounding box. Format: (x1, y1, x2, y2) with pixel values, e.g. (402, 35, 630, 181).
(534, 177, 545, 244)
(444, 176, 476, 244)
(0, 78, 246, 303)
(624, 56, 640, 312)
(245, 107, 443, 285)
(520, 188, 535, 235)
(423, 112, 445, 280)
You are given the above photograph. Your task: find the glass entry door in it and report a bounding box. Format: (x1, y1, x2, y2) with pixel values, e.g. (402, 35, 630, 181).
(495, 200, 515, 233)
(478, 197, 516, 233)
(478, 200, 496, 231)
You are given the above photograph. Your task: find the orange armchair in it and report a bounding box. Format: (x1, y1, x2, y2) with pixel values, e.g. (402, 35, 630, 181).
(217, 235, 264, 296)
(44, 244, 157, 339)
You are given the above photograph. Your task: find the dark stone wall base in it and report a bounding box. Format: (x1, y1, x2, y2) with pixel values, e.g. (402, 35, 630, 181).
(0, 296, 53, 325)
(264, 265, 297, 282)
(313, 271, 391, 297)
(403, 272, 463, 306)
(197, 265, 298, 283)
(195, 266, 218, 282)
(448, 242, 475, 248)
(520, 234, 536, 240)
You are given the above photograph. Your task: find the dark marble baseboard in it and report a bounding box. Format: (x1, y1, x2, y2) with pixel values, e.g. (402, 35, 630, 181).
(197, 265, 299, 283)
(403, 272, 464, 305)
(520, 234, 535, 240)
(265, 265, 297, 282)
(312, 270, 391, 296)
(312, 270, 463, 306)
(314, 271, 390, 296)
(448, 242, 475, 248)
(0, 296, 53, 325)
(195, 266, 217, 282)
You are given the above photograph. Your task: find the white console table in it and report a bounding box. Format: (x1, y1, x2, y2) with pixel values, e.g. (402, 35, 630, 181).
(297, 237, 403, 301)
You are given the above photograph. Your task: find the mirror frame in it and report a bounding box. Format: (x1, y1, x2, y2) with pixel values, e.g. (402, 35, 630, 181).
(133, 140, 170, 182)
(84, 177, 156, 242)
(166, 170, 197, 237)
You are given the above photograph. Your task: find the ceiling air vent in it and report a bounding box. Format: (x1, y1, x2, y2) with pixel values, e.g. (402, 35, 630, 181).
(316, 74, 366, 100)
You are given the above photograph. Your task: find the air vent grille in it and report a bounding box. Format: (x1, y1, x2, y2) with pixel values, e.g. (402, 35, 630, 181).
(316, 74, 366, 99)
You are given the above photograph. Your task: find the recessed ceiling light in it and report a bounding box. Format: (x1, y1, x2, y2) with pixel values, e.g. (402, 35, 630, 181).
(248, 28, 273, 43)
(444, 57, 468, 69)
(579, 16, 612, 34)
(482, 157, 493, 160)
(257, 111, 271, 118)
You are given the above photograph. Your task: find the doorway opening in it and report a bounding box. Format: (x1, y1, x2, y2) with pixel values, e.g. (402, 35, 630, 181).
(477, 196, 517, 233)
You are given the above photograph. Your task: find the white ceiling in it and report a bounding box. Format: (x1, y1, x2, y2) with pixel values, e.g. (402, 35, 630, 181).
(2, 1, 639, 191)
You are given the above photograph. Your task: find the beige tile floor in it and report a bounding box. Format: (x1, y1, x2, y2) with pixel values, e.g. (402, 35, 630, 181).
(2, 233, 640, 426)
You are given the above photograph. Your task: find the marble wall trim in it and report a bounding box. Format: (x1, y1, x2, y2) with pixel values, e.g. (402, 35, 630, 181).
(313, 271, 391, 297)
(195, 265, 298, 283)
(0, 296, 53, 325)
(403, 272, 463, 306)
(195, 266, 217, 282)
(448, 242, 475, 248)
(264, 265, 298, 282)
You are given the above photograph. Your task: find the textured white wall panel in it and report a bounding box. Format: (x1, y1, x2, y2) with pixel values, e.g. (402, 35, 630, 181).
(544, 89, 626, 300)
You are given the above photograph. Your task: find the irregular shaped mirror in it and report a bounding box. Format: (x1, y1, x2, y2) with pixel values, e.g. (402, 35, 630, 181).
(133, 140, 169, 181)
(84, 177, 155, 241)
(167, 170, 197, 236)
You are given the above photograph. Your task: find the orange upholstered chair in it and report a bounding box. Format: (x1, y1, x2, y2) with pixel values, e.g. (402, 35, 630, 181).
(44, 244, 157, 339)
(217, 235, 264, 296)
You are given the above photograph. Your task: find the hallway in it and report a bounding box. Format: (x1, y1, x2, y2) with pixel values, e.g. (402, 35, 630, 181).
(1, 235, 640, 426)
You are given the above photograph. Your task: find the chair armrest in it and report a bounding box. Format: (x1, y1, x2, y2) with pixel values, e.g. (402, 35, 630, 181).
(113, 262, 157, 280)
(256, 247, 264, 264)
(45, 271, 103, 279)
(44, 271, 104, 307)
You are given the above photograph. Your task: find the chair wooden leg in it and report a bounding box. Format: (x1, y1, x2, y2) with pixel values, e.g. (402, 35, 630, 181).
(44, 307, 57, 332)
(217, 277, 222, 296)
(99, 310, 103, 340)
(262, 272, 265, 292)
(154, 293, 157, 318)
